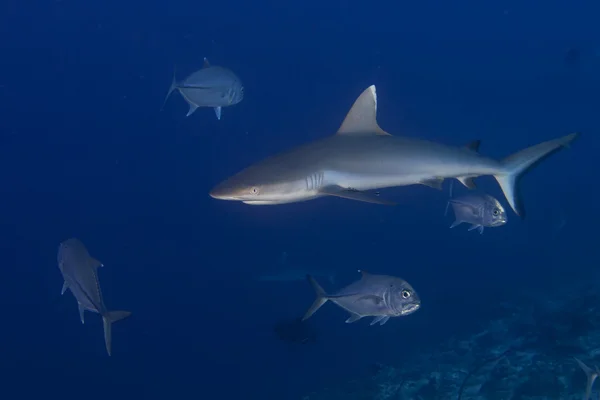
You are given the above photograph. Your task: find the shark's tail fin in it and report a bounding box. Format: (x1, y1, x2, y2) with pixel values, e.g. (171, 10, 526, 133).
(493, 133, 579, 218)
(302, 275, 328, 321)
(102, 310, 132, 356)
(161, 67, 178, 111)
(574, 357, 599, 400)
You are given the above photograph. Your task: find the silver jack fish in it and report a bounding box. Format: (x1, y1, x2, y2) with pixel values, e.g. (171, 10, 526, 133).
(302, 270, 420, 326)
(162, 57, 244, 120)
(57, 238, 131, 356)
(210, 85, 578, 217)
(444, 180, 507, 234)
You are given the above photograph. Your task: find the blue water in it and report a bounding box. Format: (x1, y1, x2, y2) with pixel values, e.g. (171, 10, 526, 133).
(0, 0, 598, 399)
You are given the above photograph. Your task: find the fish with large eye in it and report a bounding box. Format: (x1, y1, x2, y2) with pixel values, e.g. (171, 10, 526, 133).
(445, 181, 508, 234)
(302, 270, 421, 326)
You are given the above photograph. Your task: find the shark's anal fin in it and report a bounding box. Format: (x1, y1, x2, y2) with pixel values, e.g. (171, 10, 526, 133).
(320, 186, 396, 205)
(336, 85, 390, 136)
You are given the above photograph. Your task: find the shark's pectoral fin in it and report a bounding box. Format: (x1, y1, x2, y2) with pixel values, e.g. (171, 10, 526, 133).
(214, 106, 222, 120)
(420, 178, 444, 190)
(345, 313, 362, 323)
(320, 186, 396, 205)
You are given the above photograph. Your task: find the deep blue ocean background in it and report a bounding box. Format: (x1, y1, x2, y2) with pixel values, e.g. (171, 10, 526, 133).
(0, 0, 598, 398)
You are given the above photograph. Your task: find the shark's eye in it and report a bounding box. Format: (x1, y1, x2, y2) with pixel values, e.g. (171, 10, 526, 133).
(401, 290, 411, 299)
(251, 187, 259, 195)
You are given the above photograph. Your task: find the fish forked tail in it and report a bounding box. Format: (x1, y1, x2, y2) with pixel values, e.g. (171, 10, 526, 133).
(493, 133, 579, 218)
(302, 275, 329, 321)
(102, 310, 132, 356)
(161, 67, 178, 111)
(574, 357, 599, 400)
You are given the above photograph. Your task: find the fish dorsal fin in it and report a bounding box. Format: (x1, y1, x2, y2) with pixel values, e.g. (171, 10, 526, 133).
(337, 85, 390, 136)
(203, 57, 211, 68)
(465, 140, 481, 152)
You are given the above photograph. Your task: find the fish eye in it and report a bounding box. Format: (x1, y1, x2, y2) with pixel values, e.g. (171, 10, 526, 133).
(493, 209, 499, 215)
(401, 290, 411, 299)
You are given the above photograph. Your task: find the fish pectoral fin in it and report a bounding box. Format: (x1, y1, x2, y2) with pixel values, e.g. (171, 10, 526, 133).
(345, 313, 362, 323)
(61, 281, 68, 295)
(468, 224, 483, 233)
(450, 220, 463, 229)
(319, 186, 396, 205)
(457, 176, 477, 190)
(370, 316, 386, 326)
(370, 316, 390, 326)
(214, 106, 222, 120)
(420, 178, 444, 190)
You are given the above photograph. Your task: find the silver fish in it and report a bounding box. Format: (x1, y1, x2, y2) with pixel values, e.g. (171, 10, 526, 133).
(162, 57, 244, 120)
(57, 238, 131, 356)
(302, 270, 420, 326)
(209, 85, 578, 218)
(445, 181, 507, 234)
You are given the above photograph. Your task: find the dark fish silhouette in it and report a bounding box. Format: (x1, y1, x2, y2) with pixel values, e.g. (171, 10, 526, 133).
(302, 270, 420, 326)
(57, 238, 131, 356)
(273, 318, 316, 345)
(162, 57, 244, 120)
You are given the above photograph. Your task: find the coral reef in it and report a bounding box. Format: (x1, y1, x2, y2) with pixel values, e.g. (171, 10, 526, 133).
(303, 281, 600, 399)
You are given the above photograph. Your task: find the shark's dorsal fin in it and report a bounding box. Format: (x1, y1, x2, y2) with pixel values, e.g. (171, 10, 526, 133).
(337, 85, 390, 136)
(203, 57, 211, 68)
(358, 269, 371, 278)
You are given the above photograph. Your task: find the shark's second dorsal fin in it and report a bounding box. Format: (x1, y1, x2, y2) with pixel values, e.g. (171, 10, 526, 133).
(336, 85, 390, 136)
(203, 57, 211, 68)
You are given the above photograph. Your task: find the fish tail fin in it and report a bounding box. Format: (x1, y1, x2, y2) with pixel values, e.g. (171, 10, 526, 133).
(161, 67, 178, 111)
(574, 357, 598, 400)
(102, 310, 132, 356)
(493, 133, 579, 218)
(302, 275, 328, 321)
